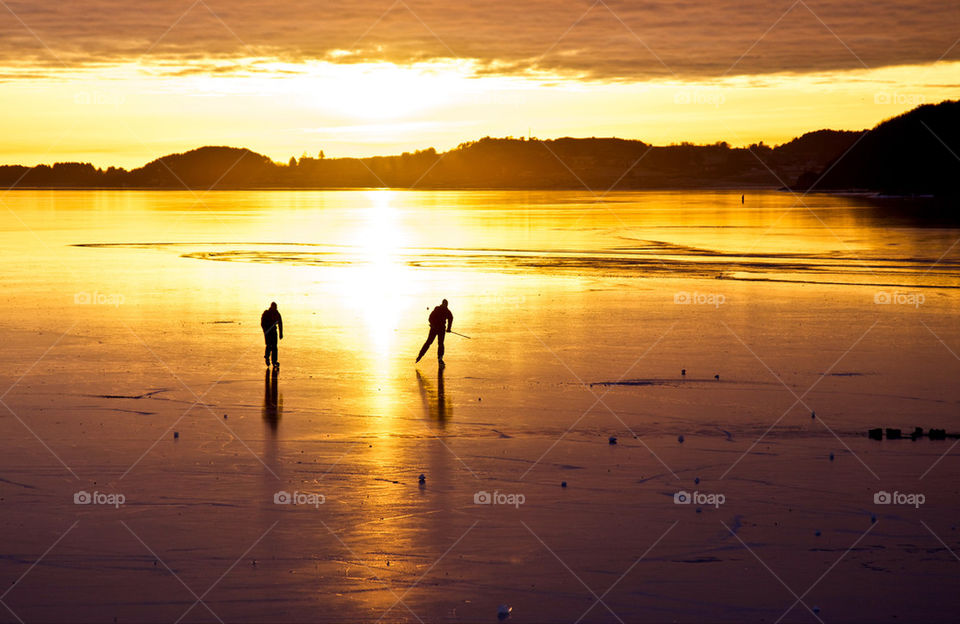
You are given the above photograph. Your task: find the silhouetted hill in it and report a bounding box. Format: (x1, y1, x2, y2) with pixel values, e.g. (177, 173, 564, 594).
(768, 129, 865, 179)
(93, 134, 857, 190)
(5, 104, 956, 192)
(127, 146, 281, 188)
(0, 162, 126, 187)
(798, 100, 959, 195)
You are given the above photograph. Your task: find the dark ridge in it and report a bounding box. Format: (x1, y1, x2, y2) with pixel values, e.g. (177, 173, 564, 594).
(796, 99, 960, 198)
(0, 101, 955, 196)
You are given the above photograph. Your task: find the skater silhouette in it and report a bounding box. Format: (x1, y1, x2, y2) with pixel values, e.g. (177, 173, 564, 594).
(262, 367, 282, 432)
(261, 302, 283, 368)
(416, 299, 453, 366)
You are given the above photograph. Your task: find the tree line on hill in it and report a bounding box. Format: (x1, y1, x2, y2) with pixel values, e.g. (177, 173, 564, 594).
(1, 101, 955, 196)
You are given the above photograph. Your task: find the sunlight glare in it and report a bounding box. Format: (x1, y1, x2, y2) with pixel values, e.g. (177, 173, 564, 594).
(309, 62, 469, 120)
(339, 190, 416, 360)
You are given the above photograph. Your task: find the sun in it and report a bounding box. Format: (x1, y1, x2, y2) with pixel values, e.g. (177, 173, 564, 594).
(308, 61, 470, 120)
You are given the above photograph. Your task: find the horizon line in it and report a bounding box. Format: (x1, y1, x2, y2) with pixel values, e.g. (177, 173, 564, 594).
(3, 129, 865, 171)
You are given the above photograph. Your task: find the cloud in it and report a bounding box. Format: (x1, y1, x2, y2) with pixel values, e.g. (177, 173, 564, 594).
(1, 0, 957, 80)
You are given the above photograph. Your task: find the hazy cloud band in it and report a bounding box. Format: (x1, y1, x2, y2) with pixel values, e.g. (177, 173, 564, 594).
(0, 0, 957, 79)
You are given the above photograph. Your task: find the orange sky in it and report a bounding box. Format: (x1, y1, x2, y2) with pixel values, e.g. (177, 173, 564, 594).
(0, 0, 957, 167)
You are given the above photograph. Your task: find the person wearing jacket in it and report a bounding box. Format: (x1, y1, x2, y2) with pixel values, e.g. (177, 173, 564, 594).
(416, 299, 453, 366)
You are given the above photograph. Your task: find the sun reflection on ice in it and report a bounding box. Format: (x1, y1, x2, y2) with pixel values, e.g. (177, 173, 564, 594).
(336, 190, 419, 365)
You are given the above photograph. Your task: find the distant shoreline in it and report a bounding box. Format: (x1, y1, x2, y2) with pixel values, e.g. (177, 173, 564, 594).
(0, 186, 945, 202)
(2, 100, 955, 197)
(0, 132, 865, 194)
(0, 184, 784, 192)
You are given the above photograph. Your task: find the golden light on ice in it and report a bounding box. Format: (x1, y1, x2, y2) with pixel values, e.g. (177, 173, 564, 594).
(337, 190, 416, 360)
